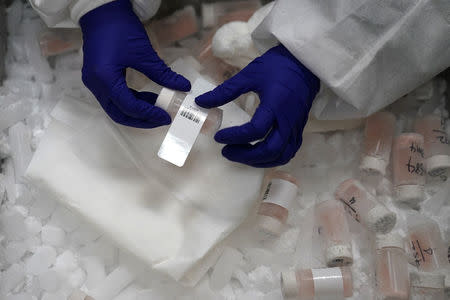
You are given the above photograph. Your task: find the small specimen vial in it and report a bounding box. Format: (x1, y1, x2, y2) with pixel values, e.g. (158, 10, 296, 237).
(335, 179, 397, 234)
(201, 0, 261, 28)
(315, 198, 353, 267)
(256, 171, 299, 236)
(392, 133, 426, 206)
(414, 114, 450, 175)
(407, 215, 447, 272)
(361, 111, 396, 176)
(155, 88, 223, 136)
(410, 272, 446, 300)
(375, 233, 409, 300)
(281, 267, 353, 300)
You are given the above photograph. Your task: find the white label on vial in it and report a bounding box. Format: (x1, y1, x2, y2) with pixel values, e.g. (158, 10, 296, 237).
(311, 268, 344, 300)
(262, 179, 298, 208)
(158, 79, 215, 167)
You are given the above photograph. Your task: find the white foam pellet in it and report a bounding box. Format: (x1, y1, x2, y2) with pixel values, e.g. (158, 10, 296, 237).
(25, 216, 42, 236)
(68, 268, 86, 288)
(41, 225, 66, 247)
(26, 246, 57, 275)
(15, 184, 33, 206)
(38, 269, 61, 292)
(5, 241, 28, 264)
(240, 290, 265, 300)
(5, 294, 33, 300)
(41, 292, 64, 300)
(136, 290, 166, 300)
(54, 250, 78, 273)
(212, 21, 259, 69)
(0, 100, 33, 133)
(8, 122, 32, 181)
(264, 290, 284, 300)
(248, 266, 277, 293)
(1, 208, 27, 241)
(0, 263, 26, 293)
(24, 236, 42, 253)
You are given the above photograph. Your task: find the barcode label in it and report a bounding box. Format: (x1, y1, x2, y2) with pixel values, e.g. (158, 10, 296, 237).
(158, 79, 213, 167)
(180, 109, 200, 124)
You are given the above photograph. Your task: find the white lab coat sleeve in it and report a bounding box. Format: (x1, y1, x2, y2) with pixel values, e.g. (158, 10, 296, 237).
(29, 0, 161, 28)
(252, 0, 450, 119)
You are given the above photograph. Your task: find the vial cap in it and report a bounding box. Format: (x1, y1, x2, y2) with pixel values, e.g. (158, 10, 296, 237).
(394, 185, 424, 205)
(375, 232, 404, 250)
(426, 155, 450, 173)
(155, 88, 176, 111)
(360, 156, 388, 176)
(281, 271, 299, 299)
(410, 272, 445, 289)
(367, 205, 397, 234)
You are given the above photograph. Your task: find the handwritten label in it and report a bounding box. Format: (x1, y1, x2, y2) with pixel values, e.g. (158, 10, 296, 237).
(339, 196, 361, 223)
(409, 142, 425, 158)
(411, 240, 435, 268)
(405, 142, 425, 177)
(432, 129, 450, 145)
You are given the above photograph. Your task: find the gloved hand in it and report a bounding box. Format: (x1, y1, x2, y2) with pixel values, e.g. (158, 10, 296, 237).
(79, 0, 191, 128)
(196, 45, 320, 168)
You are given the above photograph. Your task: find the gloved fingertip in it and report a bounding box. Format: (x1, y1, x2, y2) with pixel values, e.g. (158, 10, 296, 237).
(156, 110, 172, 125)
(214, 129, 230, 144)
(178, 76, 191, 92)
(168, 75, 191, 92)
(195, 93, 214, 108)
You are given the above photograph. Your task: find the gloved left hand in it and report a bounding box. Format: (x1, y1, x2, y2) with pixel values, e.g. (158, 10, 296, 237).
(79, 0, 191, 128)
(196, 45, 320, 168)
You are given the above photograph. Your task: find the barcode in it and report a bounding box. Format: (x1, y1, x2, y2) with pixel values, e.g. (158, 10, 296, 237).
(180, 109, 200, 124)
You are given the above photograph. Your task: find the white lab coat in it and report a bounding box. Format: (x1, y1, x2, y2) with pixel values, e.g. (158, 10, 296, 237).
(29, 0, 450, 117)
(29, 0, 161, 27)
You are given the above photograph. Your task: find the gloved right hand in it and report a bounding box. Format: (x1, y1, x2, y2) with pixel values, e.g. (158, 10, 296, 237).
(196, 45, 320, 168)
(79, 0, 191, 128)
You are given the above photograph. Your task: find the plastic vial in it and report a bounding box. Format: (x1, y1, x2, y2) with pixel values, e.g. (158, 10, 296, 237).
(315, 198, 353, 267)
(407, 215, 447, 272)
(256, 171, 299, 236)
(202, 0, 261, 28)
(155, 87, 223, 136)
(39, 28, 82, 57)
(361, 111, 396, 176)
(375, 233, 410, 300)
(392, 133, 425, 206)
(334, 179, 397, 234)
(281, 267, 353, 300)
(414, 114, 450, 175)
(410, 272, 445, 300)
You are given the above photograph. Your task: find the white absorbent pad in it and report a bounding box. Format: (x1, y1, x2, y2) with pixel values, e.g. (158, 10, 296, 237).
(25, 88, 263, 285)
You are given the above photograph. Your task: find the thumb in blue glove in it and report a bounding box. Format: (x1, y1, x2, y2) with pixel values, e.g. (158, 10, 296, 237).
(80, 0, 191, 128)
(195, 45, 320, 168)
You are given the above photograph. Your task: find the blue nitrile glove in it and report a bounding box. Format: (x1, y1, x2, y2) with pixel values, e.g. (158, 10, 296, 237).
(195, 45, 320, 168)
(79, 0, 191, 128)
